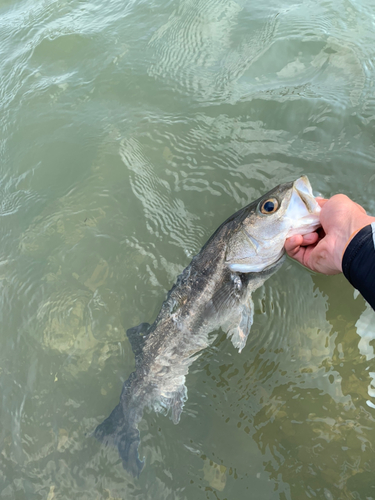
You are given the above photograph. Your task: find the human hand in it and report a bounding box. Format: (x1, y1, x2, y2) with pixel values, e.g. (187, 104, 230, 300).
(285, 195, 375, 274)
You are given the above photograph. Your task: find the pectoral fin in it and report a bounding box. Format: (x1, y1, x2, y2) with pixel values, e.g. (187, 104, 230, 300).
(223, 295, 254, 353)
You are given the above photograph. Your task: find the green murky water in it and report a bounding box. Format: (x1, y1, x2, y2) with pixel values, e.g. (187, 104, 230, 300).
(1, 0, 375, 498)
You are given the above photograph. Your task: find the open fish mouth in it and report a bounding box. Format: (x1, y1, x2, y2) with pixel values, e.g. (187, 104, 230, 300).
(294, 176, 321, 214)
(286, 176, 321, 238)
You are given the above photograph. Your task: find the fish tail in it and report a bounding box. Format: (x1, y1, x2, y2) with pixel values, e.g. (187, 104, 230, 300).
(94, 394, 144, 477)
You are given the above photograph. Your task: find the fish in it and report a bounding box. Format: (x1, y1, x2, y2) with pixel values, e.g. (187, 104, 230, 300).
(94, 175, 321, 477)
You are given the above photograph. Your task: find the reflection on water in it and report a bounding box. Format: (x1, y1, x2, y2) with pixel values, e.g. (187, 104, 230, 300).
(1, 0, 375, 498)
(250, 277, 375, 500)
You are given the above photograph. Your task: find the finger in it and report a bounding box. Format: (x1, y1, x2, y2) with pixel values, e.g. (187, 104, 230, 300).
(285, 235, 320, 269)
(316, 197, 328, 208)
(300, 232, 319, 246)
(285, 232, 319, 256)
(299, 243, 319, 270)
(286, 244, 309, 267)
(285, 235, 303, 255)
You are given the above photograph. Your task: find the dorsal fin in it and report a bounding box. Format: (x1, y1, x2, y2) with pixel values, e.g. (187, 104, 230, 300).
(126, 322, 150, 361)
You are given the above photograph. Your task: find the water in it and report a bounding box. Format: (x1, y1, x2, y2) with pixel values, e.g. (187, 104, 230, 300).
(1, 0, 375, 498)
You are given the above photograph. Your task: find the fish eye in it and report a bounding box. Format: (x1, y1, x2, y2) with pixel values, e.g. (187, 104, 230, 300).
(260, 198, 279, 214)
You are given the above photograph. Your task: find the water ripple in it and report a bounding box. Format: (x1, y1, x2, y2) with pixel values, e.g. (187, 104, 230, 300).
(148, 0, 244, 102)
(119, 137, 206, 254)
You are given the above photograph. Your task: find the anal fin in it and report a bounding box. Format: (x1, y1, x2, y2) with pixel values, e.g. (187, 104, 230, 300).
(170, 385, 187, 424)
(156, 384, 188, 425)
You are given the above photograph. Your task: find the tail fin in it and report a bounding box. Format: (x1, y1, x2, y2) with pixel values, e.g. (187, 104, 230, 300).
(94, 402, 144, 477)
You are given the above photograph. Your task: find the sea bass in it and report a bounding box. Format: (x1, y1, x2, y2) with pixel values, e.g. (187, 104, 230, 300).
(95, 176, 320, 476)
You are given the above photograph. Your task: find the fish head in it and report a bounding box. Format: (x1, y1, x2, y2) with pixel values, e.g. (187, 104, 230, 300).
(226, 175, 321, 273)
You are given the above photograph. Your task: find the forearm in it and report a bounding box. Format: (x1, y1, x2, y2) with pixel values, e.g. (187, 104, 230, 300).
(342, 223, 375, 310)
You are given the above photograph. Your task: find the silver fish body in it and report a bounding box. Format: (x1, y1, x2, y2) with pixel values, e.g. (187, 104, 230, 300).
(94, 176, 320, 476)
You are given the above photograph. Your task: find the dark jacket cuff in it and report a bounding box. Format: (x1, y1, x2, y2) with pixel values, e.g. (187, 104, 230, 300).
(342, 223, 375, 310)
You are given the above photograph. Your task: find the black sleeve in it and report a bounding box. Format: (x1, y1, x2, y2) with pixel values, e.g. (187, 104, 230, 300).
(342, 223, 375, 311)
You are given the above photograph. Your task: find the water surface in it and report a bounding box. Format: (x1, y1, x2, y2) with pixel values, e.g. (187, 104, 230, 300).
(1, 0, 375, 498)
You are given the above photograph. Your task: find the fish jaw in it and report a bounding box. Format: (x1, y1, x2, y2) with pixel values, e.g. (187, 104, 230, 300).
(285, 176, 321, 238)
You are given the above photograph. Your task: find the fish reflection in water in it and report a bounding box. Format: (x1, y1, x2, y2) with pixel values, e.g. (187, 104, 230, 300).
(94, 176, 320, 477)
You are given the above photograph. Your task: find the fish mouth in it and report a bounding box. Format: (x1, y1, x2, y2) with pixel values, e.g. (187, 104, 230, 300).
(293, 175, 320, 214)
(285, 176, 321, 238)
